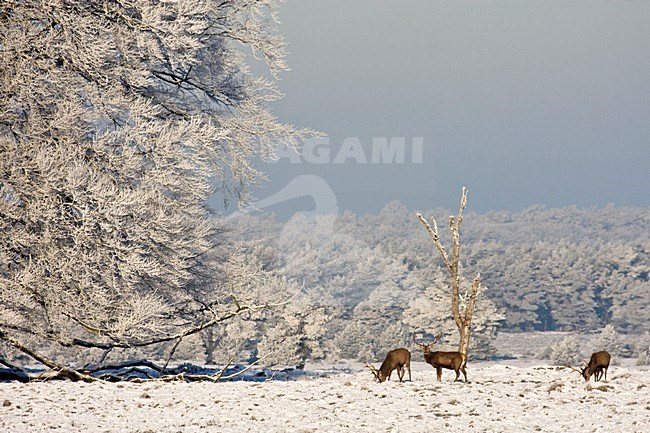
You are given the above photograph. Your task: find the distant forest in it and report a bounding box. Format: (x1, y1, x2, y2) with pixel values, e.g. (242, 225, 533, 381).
(233, 203, 649, 347)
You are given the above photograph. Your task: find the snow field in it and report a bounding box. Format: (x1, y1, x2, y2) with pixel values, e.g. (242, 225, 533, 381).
(1, 362, 648, 432)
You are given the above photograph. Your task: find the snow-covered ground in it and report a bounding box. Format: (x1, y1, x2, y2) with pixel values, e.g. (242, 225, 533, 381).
(1, 361, 648, 432)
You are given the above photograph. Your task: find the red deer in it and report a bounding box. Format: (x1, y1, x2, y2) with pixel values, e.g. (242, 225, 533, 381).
(365, 348, 411, 383)
(575, 351, 611, 382)
(413, 335, 467, 382)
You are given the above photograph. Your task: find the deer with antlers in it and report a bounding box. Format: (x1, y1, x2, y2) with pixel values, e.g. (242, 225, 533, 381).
(413, 334, 467, 382)
(571, 351, 611, 382)
(365, 348, 411, 383)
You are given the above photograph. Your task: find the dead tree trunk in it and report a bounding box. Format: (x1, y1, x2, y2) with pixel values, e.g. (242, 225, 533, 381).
(417, 186, 481, 360)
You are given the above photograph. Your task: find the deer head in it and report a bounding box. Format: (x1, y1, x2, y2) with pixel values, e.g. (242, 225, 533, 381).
(412, 334, 441, 355)
(365, 362, 383, 383)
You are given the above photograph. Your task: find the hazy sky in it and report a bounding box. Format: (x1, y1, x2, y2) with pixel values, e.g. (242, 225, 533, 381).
(246, 0, 650, 219)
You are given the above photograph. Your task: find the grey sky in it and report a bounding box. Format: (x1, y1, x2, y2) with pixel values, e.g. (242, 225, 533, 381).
(247, 0, 650, 219)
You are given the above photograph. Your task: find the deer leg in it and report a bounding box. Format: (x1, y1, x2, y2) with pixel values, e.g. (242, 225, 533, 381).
(601, 367, 608, 381)
(454, 368, 460, 382)
(461, 365, 468, 383)
(398, 367, 404, 382)
(436, 367, 442, 382)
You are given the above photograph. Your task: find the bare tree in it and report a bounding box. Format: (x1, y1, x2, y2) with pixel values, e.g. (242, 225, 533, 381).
(0, 0, 314, 380)
(416, 187, 481, 359)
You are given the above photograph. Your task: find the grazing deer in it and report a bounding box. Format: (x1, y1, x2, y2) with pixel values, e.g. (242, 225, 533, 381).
(413, 335, 467, 382)
(365, 348, 411, 383)
(574, 351, 611, 382)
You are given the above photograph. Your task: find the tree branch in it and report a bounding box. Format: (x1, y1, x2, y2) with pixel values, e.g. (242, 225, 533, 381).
(84, 359, 164, 375)
(62, 294, 277, 352)
(0, 331, 101, 382)
(416, 212, 452, 273)
(161, 337, 182, 374)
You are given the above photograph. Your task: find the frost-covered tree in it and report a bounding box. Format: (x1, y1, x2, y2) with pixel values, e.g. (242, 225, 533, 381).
(274, 213, 388, 358)
(417, 187, 482, 359)
(332, 320, 370, 360)
(255, 289, 332, 368)
(635, 333, 650, 366)
(548, 335, 582, 366)
(197, 247, 300, 363)
(593, 324, 632, 358)
(401, 268, 450, 335)
(402, 268, 503, 360)
(0, 0, 313, 379)
(341, 257, 413, 360)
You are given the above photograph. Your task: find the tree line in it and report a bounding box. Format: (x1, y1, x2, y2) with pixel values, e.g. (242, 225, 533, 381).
(222, 202, 648, 366)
